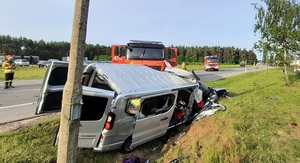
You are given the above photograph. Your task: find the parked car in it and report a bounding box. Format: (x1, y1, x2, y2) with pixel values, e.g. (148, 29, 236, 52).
(240, 61, 246, 67)
(0, 59, 3, 66)
(37, 60, 49, 68)
(14, 59, 30, 66)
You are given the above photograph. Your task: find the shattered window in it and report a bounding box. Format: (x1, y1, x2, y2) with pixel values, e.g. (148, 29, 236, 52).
(140, 94, 175, 118)
(91, 74, 113, 91)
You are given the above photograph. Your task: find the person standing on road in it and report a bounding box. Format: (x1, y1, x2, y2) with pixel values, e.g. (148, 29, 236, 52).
(2, 54, 16, 89)
(181, 62, 187, 70)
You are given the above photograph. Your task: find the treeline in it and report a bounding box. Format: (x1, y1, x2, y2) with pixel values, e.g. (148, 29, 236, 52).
(0, 35, 257, 64)
(176, 45, 257, 64)
(0, 35, 110, 61)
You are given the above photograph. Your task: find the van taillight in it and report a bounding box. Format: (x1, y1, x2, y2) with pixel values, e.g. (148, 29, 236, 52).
(104, 112, 116, 130)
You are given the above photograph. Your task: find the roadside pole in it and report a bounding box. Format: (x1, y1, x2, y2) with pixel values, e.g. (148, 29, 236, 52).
(57, 0, 90, 162)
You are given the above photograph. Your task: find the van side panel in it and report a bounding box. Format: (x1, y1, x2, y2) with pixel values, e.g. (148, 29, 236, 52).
(131, 92, 177, 148)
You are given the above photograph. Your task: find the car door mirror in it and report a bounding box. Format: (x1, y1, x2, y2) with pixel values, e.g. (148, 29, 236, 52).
(127, 99, 141, 115)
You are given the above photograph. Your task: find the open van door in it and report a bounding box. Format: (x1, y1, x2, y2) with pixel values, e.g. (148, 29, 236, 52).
(35, 61, 116, 148)
(131, 91, 177, 148)
(35, 61, 69, 114)
(75, 87, 115, 148)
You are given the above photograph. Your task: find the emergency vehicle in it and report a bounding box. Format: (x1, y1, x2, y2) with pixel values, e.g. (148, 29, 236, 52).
(111, 40, 178, 71)
(204, 55, 219, 71)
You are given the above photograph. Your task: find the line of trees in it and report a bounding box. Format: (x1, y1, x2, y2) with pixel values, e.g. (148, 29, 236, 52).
(0, 35, 257, 64)
(253, 0, 300, 85)
(0, 35, 109, 61)
(176, 45, 257, 64)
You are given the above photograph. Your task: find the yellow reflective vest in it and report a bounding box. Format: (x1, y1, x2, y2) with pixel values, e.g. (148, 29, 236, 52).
(2, 60, 16, 73)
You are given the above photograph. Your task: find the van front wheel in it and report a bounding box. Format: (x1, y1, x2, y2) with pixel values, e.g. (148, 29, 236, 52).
(120, 136, 135, 153)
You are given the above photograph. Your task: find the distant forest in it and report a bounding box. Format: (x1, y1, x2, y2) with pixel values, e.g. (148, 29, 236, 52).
(0, 35, 257, 64)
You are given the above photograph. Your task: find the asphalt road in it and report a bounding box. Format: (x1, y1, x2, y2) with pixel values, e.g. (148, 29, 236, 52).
(0, 66, 265, 125)
(0, 80, 42, 124)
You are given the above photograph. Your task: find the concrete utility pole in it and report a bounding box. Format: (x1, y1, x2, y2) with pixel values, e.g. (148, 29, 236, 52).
(57, 0, 90, 162)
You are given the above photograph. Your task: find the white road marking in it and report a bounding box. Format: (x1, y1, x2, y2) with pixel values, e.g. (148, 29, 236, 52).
(0, 89, 40, 93)
(0, 102, 37, 110)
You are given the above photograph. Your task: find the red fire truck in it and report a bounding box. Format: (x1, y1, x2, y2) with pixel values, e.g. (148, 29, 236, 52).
(111, 40, 178, 71)
(204, 55, 219, 71)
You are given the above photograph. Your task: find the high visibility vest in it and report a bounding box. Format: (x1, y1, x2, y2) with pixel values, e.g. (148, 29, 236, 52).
(2, 61, 16, 73)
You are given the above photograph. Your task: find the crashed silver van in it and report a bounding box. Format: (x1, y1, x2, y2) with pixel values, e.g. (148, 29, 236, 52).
(35, 62, 199, 153)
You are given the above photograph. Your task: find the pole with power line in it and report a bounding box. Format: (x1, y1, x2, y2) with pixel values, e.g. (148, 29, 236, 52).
(57, 0, 90, 162)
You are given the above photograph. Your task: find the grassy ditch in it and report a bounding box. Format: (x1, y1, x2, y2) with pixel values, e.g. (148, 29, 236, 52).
(0, 68, 299, 162)
(161, 68, 300, 162)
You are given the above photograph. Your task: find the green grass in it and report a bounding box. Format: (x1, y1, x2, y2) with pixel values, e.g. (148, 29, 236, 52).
(0, 118, 59, 162)
(0, 67, 299, 162)
(202, 70, 300, 162)
(0, 66, 47, 81)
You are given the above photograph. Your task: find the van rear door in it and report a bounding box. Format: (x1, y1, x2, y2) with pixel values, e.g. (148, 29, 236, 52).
(53, 87, 115, 148)
(35, 62, 115, 148)
(76, 87, 115, 148)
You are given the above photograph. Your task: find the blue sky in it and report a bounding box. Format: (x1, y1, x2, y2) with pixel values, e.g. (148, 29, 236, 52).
(0, 0, 262, 58)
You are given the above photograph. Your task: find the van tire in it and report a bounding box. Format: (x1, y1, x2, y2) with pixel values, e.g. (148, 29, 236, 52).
(120, 136, 135, 153)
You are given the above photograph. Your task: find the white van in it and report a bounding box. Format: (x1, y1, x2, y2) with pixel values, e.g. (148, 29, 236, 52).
(35, 61, 200, 153)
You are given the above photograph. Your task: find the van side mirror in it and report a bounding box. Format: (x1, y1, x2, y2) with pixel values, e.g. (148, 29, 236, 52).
(127, 99, 141, 115)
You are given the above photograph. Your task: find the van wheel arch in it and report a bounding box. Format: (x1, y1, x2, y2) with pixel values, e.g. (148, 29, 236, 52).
(120, 135, 135, 153)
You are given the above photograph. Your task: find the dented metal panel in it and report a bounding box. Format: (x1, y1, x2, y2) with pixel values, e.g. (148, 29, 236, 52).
(86, 63, 196, 94)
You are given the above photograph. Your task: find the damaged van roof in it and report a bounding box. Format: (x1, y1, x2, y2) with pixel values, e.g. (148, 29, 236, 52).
(87, 63, 197, 94)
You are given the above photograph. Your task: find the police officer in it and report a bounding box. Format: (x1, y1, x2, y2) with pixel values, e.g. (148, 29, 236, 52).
(2, 55, 16, 89)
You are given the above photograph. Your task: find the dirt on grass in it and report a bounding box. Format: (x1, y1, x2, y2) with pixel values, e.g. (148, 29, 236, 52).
(158, 116, 227, 162)
(0, 113, 60, 134)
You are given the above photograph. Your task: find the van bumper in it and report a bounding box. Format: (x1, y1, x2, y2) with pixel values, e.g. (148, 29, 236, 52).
(93, 141, 123, 152)
(205, 66, 219, 71)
